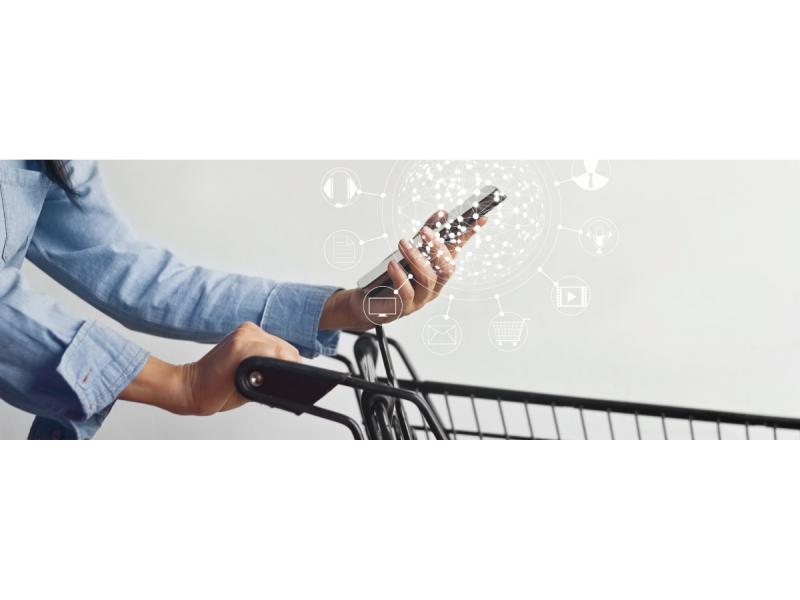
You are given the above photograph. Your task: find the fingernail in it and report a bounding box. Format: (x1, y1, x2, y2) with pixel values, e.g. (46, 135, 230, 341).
(422, 226, 434, 238)
(400, 239, 412, 250)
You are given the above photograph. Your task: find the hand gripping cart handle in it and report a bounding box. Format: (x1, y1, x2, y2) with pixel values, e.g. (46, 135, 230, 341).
(234, 333, 448, 440)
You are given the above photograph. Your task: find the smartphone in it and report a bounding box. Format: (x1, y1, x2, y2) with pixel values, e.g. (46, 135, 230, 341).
(357, 185, 507, 293)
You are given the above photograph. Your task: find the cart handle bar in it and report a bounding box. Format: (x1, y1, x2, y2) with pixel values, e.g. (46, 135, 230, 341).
(235, 357, 448, 439)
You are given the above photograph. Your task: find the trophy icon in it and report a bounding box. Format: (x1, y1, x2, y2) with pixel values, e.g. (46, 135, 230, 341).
(580, 217, 619, 257)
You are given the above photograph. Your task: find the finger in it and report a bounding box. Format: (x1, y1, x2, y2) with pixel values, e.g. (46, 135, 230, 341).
(239, 329, 300, 362)
(388, 260, 414, 315)
(220, 395, 248, 412)
(456, 215, 488, 250)
(423, 210, 448, 231)
(266, 336, 301, 362)
(421, 227, 455, 295)
(276, 346, 302, 362)
(399, 233, 437, 302)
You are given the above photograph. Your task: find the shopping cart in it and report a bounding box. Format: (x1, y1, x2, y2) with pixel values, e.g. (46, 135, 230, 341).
(236, 326, 800, 440)
(491, 318, 530, 346)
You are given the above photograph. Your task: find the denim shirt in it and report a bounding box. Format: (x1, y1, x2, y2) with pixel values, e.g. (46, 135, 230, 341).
(0, 161, 339, 439)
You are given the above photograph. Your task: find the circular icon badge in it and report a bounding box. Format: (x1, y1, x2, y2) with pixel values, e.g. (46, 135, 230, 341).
(550, 276, 591, 316)
(322, 229, 363, 270)
(361, 286, 405, 326)
(320, 167, 361, 208)
(422, 314, 463, 356)
(579, 217, 619, 256)
(487, 312, 530, 352)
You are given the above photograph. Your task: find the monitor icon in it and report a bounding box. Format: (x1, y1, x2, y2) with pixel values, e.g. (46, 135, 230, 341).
(367, 296, 399, 318)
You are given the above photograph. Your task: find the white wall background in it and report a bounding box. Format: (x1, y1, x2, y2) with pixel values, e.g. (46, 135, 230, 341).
(1, 160, 798, 439)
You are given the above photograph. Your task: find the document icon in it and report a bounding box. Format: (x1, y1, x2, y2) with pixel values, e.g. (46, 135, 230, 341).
(331, 233, 357, 267)
(426, 323, 458, 346)
(323, 229, 363, 271)
(367, 296, 398, 318)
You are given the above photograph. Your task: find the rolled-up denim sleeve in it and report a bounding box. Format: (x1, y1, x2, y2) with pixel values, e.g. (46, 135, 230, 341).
(28, 161, 340, 359)
(0, 268, 149, 440)
(261, 283, 341, 358)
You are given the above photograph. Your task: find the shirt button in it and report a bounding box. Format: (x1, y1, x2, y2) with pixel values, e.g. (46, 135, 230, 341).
(51, 429, 63, 440)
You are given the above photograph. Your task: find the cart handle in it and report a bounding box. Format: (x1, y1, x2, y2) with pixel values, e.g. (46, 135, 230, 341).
(235, 357, 448, 440)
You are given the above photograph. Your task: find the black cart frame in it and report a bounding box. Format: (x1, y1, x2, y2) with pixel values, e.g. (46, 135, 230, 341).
(235, 327, 800, 440)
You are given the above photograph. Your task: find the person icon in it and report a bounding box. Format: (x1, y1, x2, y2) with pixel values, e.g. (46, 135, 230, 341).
(559, 159, 610, 191)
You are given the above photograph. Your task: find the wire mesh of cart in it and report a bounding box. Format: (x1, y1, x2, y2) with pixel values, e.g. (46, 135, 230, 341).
(235, 326, 800, 440)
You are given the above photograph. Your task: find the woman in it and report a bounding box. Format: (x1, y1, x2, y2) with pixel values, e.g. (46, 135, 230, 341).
(0, 161, 482, 439)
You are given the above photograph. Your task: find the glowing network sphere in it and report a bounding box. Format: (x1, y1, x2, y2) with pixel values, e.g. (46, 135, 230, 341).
(386, 160, 559, 297)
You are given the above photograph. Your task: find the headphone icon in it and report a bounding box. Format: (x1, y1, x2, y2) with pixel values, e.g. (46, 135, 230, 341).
(321, 168, 360, 207)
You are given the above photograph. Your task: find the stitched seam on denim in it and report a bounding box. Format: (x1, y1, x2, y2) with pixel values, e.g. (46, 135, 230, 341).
(261, 283, 282, 337)
(0, 183, 7, 261)
(107, 346, 148, 398)
(76, 323, 147, 414)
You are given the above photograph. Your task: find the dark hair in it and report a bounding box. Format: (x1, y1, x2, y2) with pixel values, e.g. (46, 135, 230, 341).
(43, 160, 80, 202)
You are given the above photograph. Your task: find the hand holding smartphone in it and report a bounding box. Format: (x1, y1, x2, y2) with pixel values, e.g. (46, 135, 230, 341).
(357, 185, 506, 293)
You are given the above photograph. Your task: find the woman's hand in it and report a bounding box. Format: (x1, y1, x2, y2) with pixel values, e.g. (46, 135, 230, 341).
(320, 214, 488, 331)
(120, 322, 301, 416)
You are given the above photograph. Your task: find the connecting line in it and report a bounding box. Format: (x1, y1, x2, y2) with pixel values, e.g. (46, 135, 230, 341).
(444, 295, 455, 319)
(556, 224, 582, 235)
(493, 294, 505, 316)
(553, 176, 577, 187)
(393, 273, 413, 294)
(536, 266, 558, 287)
(358, 190, 387, 199)
(358, 232, 389, 246)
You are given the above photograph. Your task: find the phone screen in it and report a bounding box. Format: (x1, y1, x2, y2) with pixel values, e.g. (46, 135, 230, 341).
(357, 185, 506, 292)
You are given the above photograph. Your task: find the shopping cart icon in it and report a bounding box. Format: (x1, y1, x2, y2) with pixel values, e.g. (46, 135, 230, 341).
(491, 318, 529, 346)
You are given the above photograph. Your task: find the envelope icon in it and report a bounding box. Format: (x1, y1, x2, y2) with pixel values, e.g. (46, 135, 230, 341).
(426, 323, 458, 346)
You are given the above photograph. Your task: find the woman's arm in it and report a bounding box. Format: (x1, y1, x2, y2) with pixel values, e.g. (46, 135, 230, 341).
(27, 161, 338, 358)
(0, 267, 149, 440)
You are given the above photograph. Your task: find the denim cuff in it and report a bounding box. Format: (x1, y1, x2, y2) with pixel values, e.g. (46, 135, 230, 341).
(260, 283, 341, 358)
(56, 321, 149, 422)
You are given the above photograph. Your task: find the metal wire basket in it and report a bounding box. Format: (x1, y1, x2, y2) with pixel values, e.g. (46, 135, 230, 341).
(236, 327, 800, 440)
